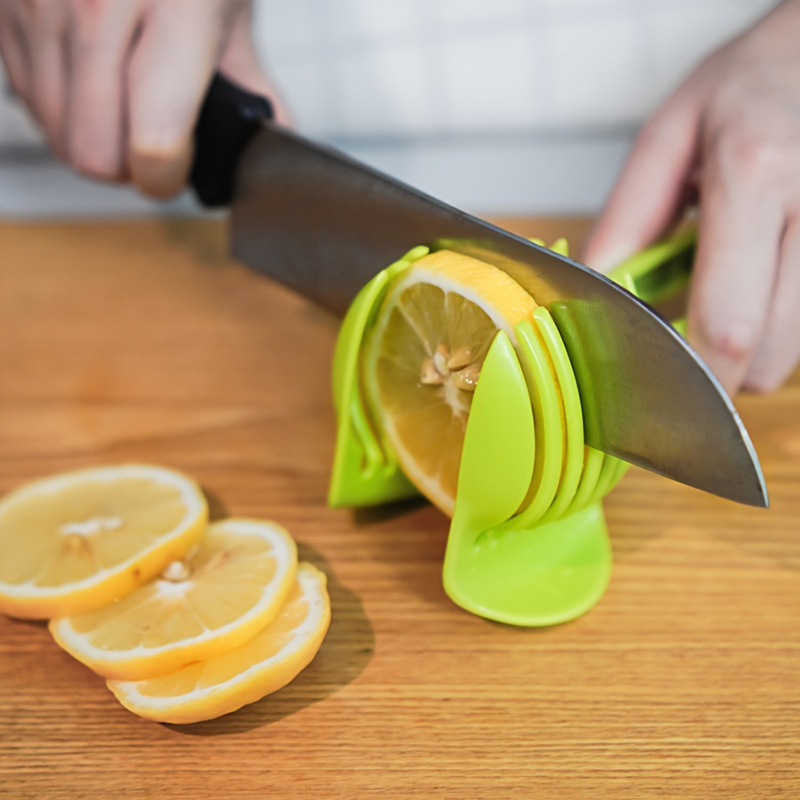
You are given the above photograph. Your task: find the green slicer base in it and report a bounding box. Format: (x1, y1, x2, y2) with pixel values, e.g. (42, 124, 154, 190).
(329, 231, 696, 626)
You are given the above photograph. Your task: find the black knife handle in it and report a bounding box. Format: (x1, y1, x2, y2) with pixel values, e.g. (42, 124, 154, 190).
(190, 73, 274, 207)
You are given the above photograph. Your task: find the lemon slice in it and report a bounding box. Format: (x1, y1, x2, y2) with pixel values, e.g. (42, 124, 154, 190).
(0, 465, 207, 619)
(362, 250, 538, 515)
(107, 562, 331, 724)
(49, 519, 298, 681)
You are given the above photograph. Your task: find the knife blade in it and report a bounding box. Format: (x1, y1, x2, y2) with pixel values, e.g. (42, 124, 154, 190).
(192, 75, 768, 508)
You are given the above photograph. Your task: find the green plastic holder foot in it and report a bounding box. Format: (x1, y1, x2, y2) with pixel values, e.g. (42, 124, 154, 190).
(445, 502, 611, 627)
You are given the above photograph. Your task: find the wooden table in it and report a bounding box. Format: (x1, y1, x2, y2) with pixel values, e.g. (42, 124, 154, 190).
(1, 219, 798, 799)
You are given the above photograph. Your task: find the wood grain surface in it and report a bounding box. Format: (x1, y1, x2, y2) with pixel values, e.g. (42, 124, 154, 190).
(1, 218, 798, 799)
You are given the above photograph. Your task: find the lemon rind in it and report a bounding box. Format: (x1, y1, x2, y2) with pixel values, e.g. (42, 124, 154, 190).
(0, 465, 208, 618)
(107, 564, 330, 724)
(49, 519, 299, 680)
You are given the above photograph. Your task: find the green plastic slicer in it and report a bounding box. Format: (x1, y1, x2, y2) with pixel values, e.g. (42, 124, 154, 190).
(329, 228, 697, 626)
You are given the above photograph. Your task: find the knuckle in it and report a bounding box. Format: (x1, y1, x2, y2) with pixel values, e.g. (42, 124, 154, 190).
(68, 0, 114, 50)
(70, 141, 119, 180)
(718, 130, 785, 187)
(20, 0, 58, 19)
(68, 0, 106, 17)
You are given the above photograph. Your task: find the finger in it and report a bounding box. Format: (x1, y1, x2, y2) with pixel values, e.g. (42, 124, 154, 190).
(219, 3, 293, 126)
(742, 217, 800, 392)
(127, 4, 225, 198)
(25, 2, 68, 157)
(0, 17, 31, 102)
(583, 92, 700, 271)
(686, 133, 785, 395)
(65, 2, 140, 180)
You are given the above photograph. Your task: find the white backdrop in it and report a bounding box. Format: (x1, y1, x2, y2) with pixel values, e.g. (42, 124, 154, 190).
(0, 0, 779, 217)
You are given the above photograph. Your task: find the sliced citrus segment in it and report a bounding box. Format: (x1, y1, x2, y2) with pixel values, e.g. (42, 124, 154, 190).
(0, 465, 207, 619)
(362, 250, 539, 515)
(107, 562, 331, 724)
(49, 518, 298, 681)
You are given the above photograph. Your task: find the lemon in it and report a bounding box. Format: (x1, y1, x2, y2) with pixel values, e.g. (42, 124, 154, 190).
(107, 562, 331, 724)
(49, 519, 298, 681)
(362, 250, 538, 515)
(0, 465, 207, 619)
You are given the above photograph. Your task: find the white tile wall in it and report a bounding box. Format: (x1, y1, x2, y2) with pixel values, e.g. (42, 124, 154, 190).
(437, 0, 532, 28)
(438, 27, 549, 132)
(0, 0, 782, 217)
(332, 40, 441, 135)
(647, 1, 775, 96)
(546, 14, 648, 126)
(260, 0, 778, 137)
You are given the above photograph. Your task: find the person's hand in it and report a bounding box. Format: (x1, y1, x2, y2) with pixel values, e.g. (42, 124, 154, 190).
(0, 0, 288, 198)
(584, 0, 800, 395)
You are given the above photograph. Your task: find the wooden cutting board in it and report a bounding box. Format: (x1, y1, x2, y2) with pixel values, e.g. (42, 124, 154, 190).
(1, 218, 798, 799)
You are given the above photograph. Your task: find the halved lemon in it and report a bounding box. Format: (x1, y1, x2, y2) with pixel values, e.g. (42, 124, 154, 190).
(107, 562, 331, 724)
(0, 465, 207, 619)
(362, 250, 539, 515)
(49, 518, 298, 681)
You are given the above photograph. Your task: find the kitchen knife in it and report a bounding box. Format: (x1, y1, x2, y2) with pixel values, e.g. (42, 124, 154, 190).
(191, 74, 768, 508)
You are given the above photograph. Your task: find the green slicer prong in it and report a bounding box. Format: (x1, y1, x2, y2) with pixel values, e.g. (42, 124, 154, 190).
(328, 246, 428, 508)
(533, 308, 589, 523)
(512, 318, 563, 524)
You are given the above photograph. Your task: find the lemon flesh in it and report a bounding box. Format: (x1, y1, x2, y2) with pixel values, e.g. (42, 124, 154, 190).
(107, 563, 331, 724)
(363, 250, 538, 515)
(0, 465, 207, 619)
(50, 519, 298, 681)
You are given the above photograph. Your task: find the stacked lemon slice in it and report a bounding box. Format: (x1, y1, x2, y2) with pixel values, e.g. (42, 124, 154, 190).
(0, 465, 330, 724)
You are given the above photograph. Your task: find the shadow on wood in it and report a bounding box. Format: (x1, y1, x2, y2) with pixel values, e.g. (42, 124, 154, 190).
(352, 494, 428, 526)
(167, 542, 374, 736)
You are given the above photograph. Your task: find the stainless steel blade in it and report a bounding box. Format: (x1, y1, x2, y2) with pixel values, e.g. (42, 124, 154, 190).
(230, 122, 768, 507)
